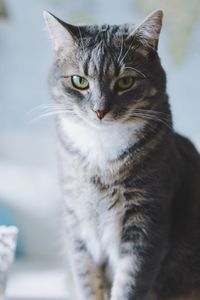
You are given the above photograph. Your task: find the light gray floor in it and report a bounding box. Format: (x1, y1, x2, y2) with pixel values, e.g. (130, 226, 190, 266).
(6, 258, 69, 300)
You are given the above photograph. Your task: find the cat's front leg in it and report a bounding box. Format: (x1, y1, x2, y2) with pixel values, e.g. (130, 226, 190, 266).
(111, 201, 166, 300)
(70, 238, 105, 300)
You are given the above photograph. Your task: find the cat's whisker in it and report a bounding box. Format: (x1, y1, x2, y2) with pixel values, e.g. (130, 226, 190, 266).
(118, 40, 134, 66)
(78, 26, 86, 57)
(133, 112, 170, 124)
(117, 36, 124, 63)
(29, 110, 74, 123)
(119, 39, 140, 67)
(26, 104, 68, 116)
(130, 112, 172, 130)
(134, 109, 170, 120)
(123, 66, 146, 79)
(134, 108, 170, 115)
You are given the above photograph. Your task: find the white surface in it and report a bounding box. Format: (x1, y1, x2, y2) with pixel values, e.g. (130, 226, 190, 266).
(6, 258, 69, 299)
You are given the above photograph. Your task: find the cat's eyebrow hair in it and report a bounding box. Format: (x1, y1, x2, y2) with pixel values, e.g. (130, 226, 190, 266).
(122, 66, 147, 79)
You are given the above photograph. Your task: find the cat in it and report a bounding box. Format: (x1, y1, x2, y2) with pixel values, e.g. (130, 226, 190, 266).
(44, 10, 200, 300)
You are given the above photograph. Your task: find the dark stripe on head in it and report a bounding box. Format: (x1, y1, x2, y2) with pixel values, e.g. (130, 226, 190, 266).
(83, 52, 92, 76)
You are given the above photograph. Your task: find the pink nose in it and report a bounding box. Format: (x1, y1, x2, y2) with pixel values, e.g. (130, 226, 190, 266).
(96, 110, 106, 120)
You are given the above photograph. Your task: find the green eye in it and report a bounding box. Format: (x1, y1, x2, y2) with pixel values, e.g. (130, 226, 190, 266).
(116, 76, 135, 91)
(71, 75, 89, 90)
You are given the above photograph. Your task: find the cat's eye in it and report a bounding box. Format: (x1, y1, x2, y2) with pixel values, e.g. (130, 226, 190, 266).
(71, 75, 89, 90)
(116, 76, 135, 91)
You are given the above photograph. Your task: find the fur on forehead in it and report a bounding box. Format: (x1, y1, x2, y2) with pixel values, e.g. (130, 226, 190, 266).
(43, 10, 163, 52)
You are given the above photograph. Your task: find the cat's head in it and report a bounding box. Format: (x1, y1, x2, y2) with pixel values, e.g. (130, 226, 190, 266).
(44, 10, 167, 129)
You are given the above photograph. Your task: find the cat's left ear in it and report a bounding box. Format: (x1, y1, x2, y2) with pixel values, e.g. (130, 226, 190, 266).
(132, 10, 163, 50)
(43, 11, 79, 52)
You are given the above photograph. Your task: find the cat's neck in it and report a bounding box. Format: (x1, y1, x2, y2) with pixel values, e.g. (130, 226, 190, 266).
(58, 116, 144, 172)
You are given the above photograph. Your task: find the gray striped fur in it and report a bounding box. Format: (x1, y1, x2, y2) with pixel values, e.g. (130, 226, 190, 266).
(44, 10, 200, 300)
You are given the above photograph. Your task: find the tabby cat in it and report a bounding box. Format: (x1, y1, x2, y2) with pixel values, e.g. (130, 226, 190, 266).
(44, 10, 200, 300)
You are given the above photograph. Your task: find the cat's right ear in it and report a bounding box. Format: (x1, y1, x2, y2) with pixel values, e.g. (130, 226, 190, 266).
(43, 11, 78, 52)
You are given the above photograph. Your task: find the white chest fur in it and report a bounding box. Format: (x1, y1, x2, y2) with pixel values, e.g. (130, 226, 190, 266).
(73, 183, 124, 275)
(60, 117, 142, 170)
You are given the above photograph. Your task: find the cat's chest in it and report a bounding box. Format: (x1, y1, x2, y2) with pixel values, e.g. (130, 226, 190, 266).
(67, 180, 123, 269)
(59, 117, 141, 170)
(80, 190, 123, 269)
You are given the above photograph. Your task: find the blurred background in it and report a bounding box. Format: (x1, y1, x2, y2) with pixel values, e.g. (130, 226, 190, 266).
(0, 0, 200, 298)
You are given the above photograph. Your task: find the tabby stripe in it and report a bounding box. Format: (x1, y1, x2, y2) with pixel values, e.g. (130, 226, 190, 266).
(119, 119, 165, 161)
(122, 225, 147, 243)
(99, 52, 107, 81)
(124, 190, 145, 200)
(83, 53, 91, 76)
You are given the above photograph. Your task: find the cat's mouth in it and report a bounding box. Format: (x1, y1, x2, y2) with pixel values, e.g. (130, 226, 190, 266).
(75, 111, 118, 130)
(82, 117, 115, 130)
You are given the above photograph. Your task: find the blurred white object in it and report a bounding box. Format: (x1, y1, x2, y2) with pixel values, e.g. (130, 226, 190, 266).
(0, 226, 18, 299)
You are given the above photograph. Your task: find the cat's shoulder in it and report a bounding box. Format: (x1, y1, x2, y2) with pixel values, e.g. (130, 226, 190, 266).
(175, 133, 200, 166)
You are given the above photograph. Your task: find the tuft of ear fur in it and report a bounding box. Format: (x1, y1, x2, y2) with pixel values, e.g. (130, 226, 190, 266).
(133, 10, 163, 50)
(43, 11, 78, 52)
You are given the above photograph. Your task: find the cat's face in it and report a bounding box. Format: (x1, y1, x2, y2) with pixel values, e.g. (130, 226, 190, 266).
(44, 10, 166, 129)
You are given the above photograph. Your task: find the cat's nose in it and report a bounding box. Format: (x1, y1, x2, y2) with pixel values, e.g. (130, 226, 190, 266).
(95, 109, 106, 120)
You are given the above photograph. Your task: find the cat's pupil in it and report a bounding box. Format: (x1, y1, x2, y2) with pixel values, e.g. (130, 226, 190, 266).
(123, 78, 131, 84)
